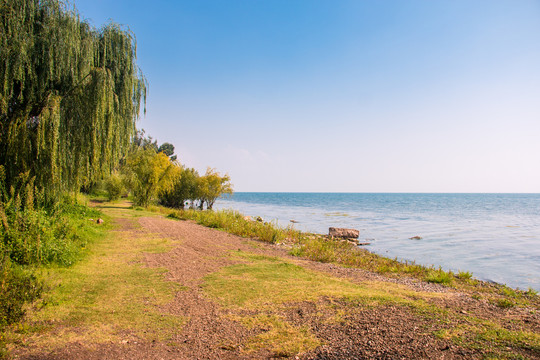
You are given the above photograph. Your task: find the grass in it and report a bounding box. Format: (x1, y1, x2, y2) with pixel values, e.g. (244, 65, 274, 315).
(202, 251, 441, 357)
(5, 203, 184, 353)
(202, 251, 540, 358)
(239, 314, 320, 356)
(165, 208, 539, 306)
(165, 206, 540, 358)
(203, 251, 437, 309)
(436, 317, 540, 356)
(425, 268, 454, 285)
(168, 209, 296, 244)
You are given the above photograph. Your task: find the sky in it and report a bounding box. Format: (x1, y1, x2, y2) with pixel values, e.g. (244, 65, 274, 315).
(72, 0, 540, 193)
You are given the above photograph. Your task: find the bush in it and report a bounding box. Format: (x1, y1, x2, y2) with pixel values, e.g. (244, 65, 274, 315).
(0, 254, 42, 327)
(0, 193, 104, 331)
(105, 173, 125, 201)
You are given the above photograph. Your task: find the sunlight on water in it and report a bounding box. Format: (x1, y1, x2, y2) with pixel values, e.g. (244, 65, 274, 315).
(215, 193, 540, 291)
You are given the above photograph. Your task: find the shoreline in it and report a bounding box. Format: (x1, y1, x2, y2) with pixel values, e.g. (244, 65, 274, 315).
(215, 194, 540, 292)
(167, 207, 539, 298)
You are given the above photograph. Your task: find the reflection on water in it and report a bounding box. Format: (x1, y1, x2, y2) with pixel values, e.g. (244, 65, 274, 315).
(215, 193, 540, 291)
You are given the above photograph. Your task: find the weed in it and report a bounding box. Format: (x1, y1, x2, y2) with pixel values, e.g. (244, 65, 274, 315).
(501, 287, 518, 298)
(240, 314, 320, 356)
(202, 251, 431, 309)
(494, 298, 515, 309)
(0, 194, 106, 333)
(425, 269, 454, 285)
(525, 287, 538, 297)
(456, 271, 472, 280)
(168, 209, 296, 244)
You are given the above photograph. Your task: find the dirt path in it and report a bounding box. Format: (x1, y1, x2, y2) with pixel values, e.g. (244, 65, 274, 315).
(11, 207, 540, 359)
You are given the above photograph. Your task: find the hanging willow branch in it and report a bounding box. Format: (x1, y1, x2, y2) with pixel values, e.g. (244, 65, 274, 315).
(0, 0, 147, 201)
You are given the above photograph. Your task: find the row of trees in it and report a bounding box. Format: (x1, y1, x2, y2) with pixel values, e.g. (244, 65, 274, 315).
(1, 0, 232, 211)
(1, 0, 146, 204)
(107, 132, 233, 210)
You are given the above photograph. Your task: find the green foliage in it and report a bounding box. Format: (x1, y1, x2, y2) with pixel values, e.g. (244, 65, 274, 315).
(123, 148, 180, 207)
(197, 168, 233, 210)
(159, 167, 199, 209)
(456, 271, 473, 280)
(0, 0, 146, 201)
(158, 167, 233, 210)
(0, 255, 43, 328)
(425, 269, 454, 285)
(1, 198, 101, 267)
(168, 209, 290, 244)
(105, 172, 125, 201)
(158, 142, 175, 158)
(0, 166, 105, 330)
(526, 287, 538, 296)
(0, 200, 104, 331)
(494, 298, 515, 309)
(131, 129, 158, 152)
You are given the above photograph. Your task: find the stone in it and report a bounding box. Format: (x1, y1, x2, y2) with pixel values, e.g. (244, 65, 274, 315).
(328, 227, 359, 239)
(409, 236, 422, 240)
(96, 218, 104, 224)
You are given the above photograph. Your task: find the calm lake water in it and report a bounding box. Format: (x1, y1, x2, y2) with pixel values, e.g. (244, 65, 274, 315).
(214, 193, 540, 291)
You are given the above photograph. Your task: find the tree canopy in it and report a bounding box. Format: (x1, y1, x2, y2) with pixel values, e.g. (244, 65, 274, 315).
(0, 0, 146, 201)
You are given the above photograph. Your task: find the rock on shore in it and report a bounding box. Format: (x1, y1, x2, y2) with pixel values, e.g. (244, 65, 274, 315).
(328, 227, 359, 239)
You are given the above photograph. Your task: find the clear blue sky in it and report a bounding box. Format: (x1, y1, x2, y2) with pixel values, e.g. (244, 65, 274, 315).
(73, 0, 540, 192)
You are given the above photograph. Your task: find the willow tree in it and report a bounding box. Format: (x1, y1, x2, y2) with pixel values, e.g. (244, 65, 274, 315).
(0, 0, 146, 201)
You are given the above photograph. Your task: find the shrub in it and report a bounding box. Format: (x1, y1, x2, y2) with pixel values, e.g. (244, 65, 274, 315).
(105, 173, 125, 201)
(0, 254, 43, 327)
(456, 271, 473, 280)
(0, 194, 104, 330)
(495, 298, 515, 308)
(425, 269, 454, 285)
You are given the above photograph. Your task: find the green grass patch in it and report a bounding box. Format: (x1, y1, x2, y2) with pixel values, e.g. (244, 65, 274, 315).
(203, 251, 435, 309)
(163, 206, 540, 315)
(436, 317, 540, 356)
(456, 271, 473, 280)
(168, 209, 297, 244)
(6, 213, 184, 352)
(1, 194, 108, 349)
(164, 207, 540, 308)
(239, 314, 320, 357)
(202, 251, 443, 357)
(425, 269, 454, 285)
(492, 298, 515, 309)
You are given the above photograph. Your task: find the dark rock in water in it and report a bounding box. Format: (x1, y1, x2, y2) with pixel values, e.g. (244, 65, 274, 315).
(290, 219, 299, 223)
(409, 236, 422, 240)
(329, 227, 359, 239)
